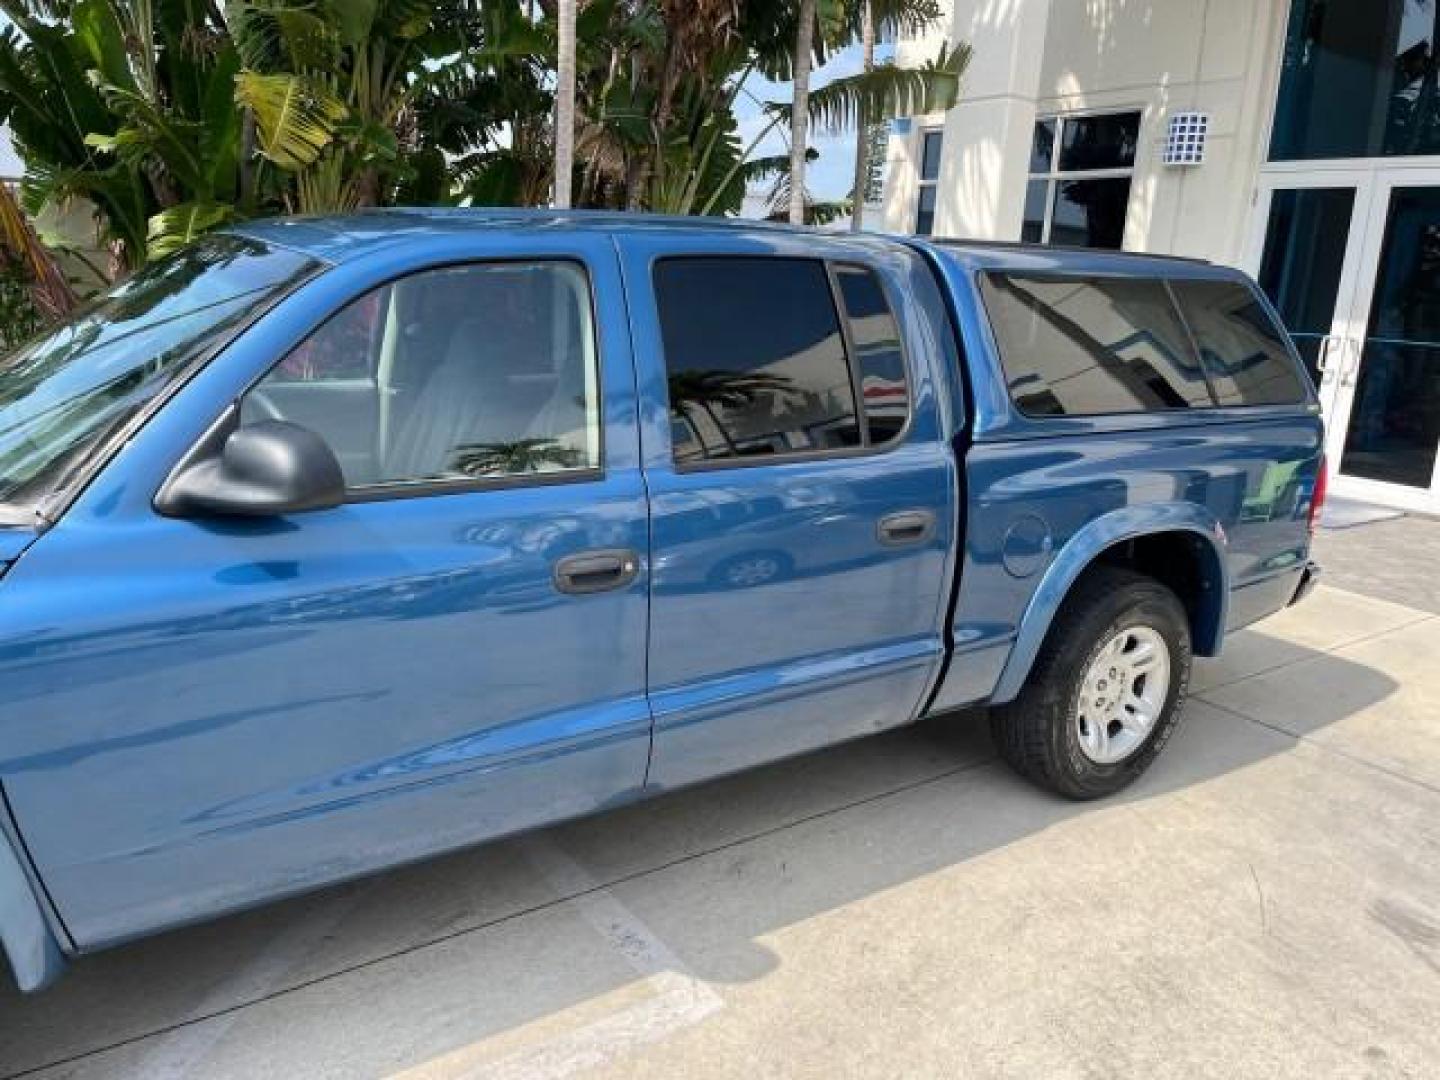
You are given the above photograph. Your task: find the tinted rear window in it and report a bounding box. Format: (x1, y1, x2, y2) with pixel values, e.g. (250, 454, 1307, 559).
(981, 274, 1211, 416)
(1171, 280, 1309, 406)
(982, 272, 1309, 416)
(833, 265, 911, 444)
(654, 258, 861, 464)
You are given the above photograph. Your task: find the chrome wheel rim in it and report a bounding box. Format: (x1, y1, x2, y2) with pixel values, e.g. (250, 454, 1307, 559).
(1075, 626, 1171, 765)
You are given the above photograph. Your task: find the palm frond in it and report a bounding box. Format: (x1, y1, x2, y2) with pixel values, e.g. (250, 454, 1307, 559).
(803, 41, 971, 134)
(0, 180, 77, 319)
(70, 0, 138, 93)
(228, 1, 338, 71)
(235, 70, 348, 169)
(800, 197, 851, 227)
(861, 0, 945, 42)
(291, 148, 362, 213)
(146, 200, 237, 258)
(88, 83, 208, 193)
(740, 149, 813, 187)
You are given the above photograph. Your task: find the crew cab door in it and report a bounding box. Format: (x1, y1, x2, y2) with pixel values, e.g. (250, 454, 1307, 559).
(618, 235, 959, 787)
(0, 235, 652, 948)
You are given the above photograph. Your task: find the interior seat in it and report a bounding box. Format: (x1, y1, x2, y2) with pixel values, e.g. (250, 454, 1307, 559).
(384, 317, 556, 481)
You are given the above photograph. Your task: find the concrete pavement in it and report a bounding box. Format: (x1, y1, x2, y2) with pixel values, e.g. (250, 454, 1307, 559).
(1314, 512, 1440, 615)
(1, 573, 1438, 1077)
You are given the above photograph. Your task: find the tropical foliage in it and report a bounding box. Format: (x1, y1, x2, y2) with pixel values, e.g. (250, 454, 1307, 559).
(0, 180, 74, 343)
(0, 0, 970, 300)
(0, 0, 243, 271)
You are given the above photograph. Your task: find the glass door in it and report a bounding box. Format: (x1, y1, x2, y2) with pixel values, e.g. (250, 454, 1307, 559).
(1330, 172, 1440, 511)
(1249, 166, 1440, 512)
(1247, 171, 1373, 424)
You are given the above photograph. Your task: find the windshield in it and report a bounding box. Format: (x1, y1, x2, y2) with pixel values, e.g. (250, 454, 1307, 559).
(0, 236, 319, 521)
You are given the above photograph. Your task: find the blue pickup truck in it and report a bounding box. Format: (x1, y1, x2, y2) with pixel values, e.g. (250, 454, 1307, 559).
(0, 211, 1324, 991)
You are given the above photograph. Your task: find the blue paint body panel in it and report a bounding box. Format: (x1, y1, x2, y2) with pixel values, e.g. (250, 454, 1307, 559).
(0, 229, 654, 949)
(0, 530, 35, 565)
(0, 212, 1322, 988)
(915, 242, 1323, 710)
(615, 231, 961, 787)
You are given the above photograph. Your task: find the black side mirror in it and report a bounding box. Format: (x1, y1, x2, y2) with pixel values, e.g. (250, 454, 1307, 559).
(156, 405, 345, 518)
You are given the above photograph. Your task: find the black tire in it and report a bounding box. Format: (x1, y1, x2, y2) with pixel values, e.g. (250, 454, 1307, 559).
(990, 566, 1192, 800)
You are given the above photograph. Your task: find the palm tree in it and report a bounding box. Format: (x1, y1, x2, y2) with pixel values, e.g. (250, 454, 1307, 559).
(0, 0, 242, 270)
(815, 1, 967, 230)
(404, 3, 555, 207)
(787, 0, 817, 225)
(231, 0, 456, 215)
(849, 1, 877, 231)
(0, 0, 474, 264)
(770, 0, 965, 228)
(554, 0, 578, 208)
(564, 1, 756, 216)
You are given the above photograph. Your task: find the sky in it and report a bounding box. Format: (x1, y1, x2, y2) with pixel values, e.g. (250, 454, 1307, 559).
(735, 41, 892, 218)
(0, 12, 13, 178)
(0, 128, 19, 179)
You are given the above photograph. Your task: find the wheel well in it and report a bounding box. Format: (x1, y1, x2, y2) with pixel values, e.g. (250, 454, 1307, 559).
(1092, 530, 1225, 655)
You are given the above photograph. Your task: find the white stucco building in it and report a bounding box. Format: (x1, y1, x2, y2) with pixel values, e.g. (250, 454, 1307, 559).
(881, 0, 1440, 514)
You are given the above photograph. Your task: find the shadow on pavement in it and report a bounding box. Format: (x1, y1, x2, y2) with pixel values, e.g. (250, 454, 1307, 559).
(0, 626, 1403, 1078)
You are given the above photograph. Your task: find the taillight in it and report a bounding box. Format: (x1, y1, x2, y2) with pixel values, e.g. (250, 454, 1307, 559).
(1308, 456, 1328, 534)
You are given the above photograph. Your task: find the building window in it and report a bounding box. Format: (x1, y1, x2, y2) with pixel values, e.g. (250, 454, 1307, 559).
(914, 130, 943, 236)
(1271, 0, 1440, 161)
(1022, 111, 1141, 250)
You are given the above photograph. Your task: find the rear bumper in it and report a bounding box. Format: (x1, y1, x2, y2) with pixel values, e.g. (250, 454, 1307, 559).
(1290, 560, 1322, 606)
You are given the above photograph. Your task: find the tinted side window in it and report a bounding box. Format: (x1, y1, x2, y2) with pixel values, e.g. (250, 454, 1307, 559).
(243, 262, 600, 489)
(272, 289, 385, 383)
(655, 258, 861, 464)
(1173, 280, 1309, 406)
(982, 273, 1211, 416)
(834, 265, 911, 444)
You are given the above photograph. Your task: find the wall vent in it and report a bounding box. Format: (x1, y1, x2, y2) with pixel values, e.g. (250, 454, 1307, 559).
(1163, 111, 1208, 166)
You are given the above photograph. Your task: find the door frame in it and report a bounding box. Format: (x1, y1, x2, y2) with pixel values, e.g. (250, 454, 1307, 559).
(1245, 158, 1440, 513)
(1326, 164, 1440, 513)
(1242, 164, 1375, 438)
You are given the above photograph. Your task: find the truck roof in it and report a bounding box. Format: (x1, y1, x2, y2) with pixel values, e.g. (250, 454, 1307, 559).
(232, 208, 840, 264)
(231, 208, 1238, 282)
(915, 238, 1240, 282)
(924, 237, 1211, 268)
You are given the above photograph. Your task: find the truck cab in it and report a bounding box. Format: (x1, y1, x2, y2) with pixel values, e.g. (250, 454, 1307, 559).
(0, 212, 1323, 990)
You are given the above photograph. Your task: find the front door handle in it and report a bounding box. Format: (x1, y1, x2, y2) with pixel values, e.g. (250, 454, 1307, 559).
(877, 509, 936, 547)
(553, 549, 641, 595)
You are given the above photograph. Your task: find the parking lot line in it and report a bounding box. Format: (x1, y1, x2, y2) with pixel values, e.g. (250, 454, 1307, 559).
(123, 886, 373, 1080)
(392, 836, 725, 1079)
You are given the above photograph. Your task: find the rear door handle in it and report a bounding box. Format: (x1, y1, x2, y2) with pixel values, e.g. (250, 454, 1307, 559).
(877, 509, 936, 547)
(553, 549, 641, 595)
